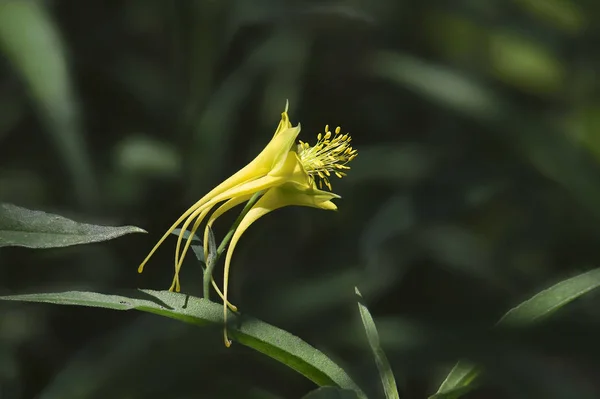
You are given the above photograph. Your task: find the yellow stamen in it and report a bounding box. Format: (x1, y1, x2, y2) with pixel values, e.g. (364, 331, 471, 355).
(297, 124, 357, 191)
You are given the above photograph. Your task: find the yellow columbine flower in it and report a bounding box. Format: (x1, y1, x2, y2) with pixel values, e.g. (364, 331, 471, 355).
(138, 102, 357, 346)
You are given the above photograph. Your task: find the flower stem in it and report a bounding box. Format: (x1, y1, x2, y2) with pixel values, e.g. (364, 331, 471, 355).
(203, 191, 263, 299)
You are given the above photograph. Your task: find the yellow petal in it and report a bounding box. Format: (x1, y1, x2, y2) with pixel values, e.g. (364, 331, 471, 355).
(269, 151, 317, 192)
(202, 193, 254, 261)
(171, 174, 286, 279)
(280, 181, 341, 210)
(272, 100, 293, 138)
(257, 124, 301, 173)
(139, 119, 300, 275)
(221, 183, 339, 346)
(171, 205, 213, 291)
(138, 166, 264, 274)
(139, 173, 285, 275)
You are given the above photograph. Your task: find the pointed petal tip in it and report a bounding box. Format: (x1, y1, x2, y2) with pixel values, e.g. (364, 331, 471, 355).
(321, 201, 338, 211)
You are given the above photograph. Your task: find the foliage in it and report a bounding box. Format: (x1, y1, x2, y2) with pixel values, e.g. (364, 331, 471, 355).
(2, 0, 600, 398)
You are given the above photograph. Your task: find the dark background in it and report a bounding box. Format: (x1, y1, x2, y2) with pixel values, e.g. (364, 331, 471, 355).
(2, 0, 600, 398)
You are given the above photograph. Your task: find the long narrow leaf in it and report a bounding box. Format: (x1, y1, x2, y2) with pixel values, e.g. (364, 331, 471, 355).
(0, 289, 366, 399)
(356, 287, 400, 399)
(0, 203, 145, 248)
(432, 267, 600, 398)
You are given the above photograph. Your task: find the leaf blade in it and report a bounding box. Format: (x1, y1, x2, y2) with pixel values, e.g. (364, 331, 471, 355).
(498, 268, 600, 325)
(0, 289, 366, 398)
(0, 203, 146, 249)
(430, 361, 481, 399)
(432, 267, 600, 398)
(355, 287, 400, 399)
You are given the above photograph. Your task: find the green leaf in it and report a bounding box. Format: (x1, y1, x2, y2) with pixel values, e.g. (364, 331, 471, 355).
(205, 224, 217, 266)
(430, 362, 481, 399)
(0, 289, 366, 398)
(432, 267, 600, 398)
(171, 228, 205, 263)
(172, 228, 201, 242)
(497, 268, 600, 325)
(302, 387, 359, 399)
(0, 203, 146, 248)
(355, 287, 400, 399)
(191, 244, 205, 263)
(428, 384, 476, 399)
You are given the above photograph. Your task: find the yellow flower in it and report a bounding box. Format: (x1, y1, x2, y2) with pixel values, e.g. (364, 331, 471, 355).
(138, 101, 357, 346)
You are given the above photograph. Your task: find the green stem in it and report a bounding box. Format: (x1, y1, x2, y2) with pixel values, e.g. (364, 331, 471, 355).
(202, 191, 263, 299)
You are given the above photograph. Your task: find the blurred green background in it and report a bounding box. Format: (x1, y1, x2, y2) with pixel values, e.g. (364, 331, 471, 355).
(2, 0, 600, 398)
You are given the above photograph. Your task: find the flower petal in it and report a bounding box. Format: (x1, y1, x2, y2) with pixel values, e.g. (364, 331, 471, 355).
(272, 100, 293, 138)
(138, 120, 300, 276)
(202, 193, 255, 261)
(172, 174, 287, 287)
(280, 181, 341, 210)
(221, 183, 339, 346)
(171, 205, 214, 291)
(268, 150, 308, 182)
(137, 166, 264, 274)
(258, 125, 301, 172)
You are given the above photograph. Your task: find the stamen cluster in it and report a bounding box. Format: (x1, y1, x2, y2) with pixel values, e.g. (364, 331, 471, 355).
(297, 125, 357, 190)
